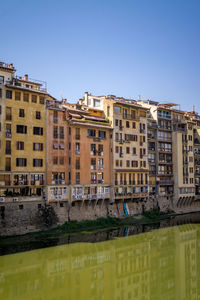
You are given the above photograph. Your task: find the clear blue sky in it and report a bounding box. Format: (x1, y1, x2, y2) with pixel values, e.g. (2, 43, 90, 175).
(1, 0, 200, 112)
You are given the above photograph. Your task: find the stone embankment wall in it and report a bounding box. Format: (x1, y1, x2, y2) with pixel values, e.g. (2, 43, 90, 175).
(0, 197, 200, 237)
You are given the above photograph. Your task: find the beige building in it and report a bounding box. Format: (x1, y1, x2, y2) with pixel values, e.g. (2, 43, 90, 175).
(80, 93, 149, 210)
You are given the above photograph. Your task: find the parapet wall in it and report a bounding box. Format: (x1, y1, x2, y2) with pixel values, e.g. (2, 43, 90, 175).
(1, 196, 199, 237)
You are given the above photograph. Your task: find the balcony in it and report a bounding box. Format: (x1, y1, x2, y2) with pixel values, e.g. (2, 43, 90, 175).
(122, 114, 139, 121)
(91, 165, 96, 170)
(159, 180, 174, 185)
(119, 152, 124, 158)
(91, 179, 97, 184)
(75, 150, 80, 155)
(75, 135, 80, 140)
(51, 179, 65, 185)
(119, 126, 124, 130)
(158, 125, 172, 131)
(53, 118, 58, 123)
(5, 166, 11, 171)
(148, 147, 155, 151)
(98, 179, 104, 184)
(13, 181, 29, 186)
(158, 148, 172, 153)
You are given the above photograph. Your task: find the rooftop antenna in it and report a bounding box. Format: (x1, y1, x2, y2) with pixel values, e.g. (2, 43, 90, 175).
(138, 95, 141, 101)
(193, 105, 195, 113)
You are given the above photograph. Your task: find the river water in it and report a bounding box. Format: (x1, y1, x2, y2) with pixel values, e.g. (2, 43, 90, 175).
(0, 213, 200, 299)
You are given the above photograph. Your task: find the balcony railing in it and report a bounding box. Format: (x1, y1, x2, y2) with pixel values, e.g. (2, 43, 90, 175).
(122, 114, 139, 121)
(75, 150, 80, 155)
(159, 180, 174, 185)
(75, 135, 80, 140)
(51, 179, 65, 185)
(90, 165, 96, 170)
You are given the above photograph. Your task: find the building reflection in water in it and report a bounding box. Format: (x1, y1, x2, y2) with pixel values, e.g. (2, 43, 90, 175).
(0, 224, 200, 300)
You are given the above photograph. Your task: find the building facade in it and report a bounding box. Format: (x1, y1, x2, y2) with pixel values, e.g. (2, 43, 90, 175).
(0, 62, 54, 206)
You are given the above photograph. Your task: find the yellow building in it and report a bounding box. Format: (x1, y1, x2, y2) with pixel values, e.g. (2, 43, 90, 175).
(0, 62, 54, 203)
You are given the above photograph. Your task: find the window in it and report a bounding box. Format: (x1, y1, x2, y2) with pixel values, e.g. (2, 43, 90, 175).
(33, 127, 43, 135)
(115, 146, 119, 153)
(114, 106, 121, 113)
(94, 99, 100, 107)
(99, 131, 106, 138)
(6, 107, 12, 120)
(69, 127, 71, 135)
(36, 111, 41, 119)
(132, 147, 136, 155)
(15, 91, 21, 101)
(53, 111, 58, 123)
(6, 124, 12, 137)
(126, 160, 130, 167)
(53, 142, 58, 149)
(23, 93, 29, 102)
(53, 126, 58, 138)
(39, 96, 45, 104)
(75, 128, 80, 139)
(59, 142, 64, 150)
(75, 143, 80, 154)
(16, 158, 27, 167)
(5, 140, 11, 155)
(0, 76, 4, 84)
(19, 109, 25, 117)
(60, 157, 64, 165)
(91, 158, 96, 169)
(33, 159, 43, 167)
(132, 122, 136, 129)
(75, 158, 80, 169)
(17, 141, 24, 150)
(53, 157, 58, 164)
(107, 106, 110, 117)
(33, 143, 43, 151)
(6, 90, 12, 99)
(126, 147, 130, 154)
(16, 125, 27, 134)
(132, 160, 138, 167)
(115, 119, 118, 126)
(60, 127, 64, 139)
(0, 89, 2, 98)
(32, 95, 37, 103)
(88, 129, 96, 137)
(126, 121, 129, 128)
(76, 172, 80, 184)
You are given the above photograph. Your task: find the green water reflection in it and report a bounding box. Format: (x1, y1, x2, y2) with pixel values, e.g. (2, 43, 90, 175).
(0, 224, 200, 300)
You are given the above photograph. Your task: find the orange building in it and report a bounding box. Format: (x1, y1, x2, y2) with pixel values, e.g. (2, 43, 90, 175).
(46, 100, 113, 205)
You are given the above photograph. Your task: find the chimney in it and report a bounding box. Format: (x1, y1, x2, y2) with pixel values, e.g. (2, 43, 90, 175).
(24, 74, 28, 81)
(85, 92, 88, 104)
